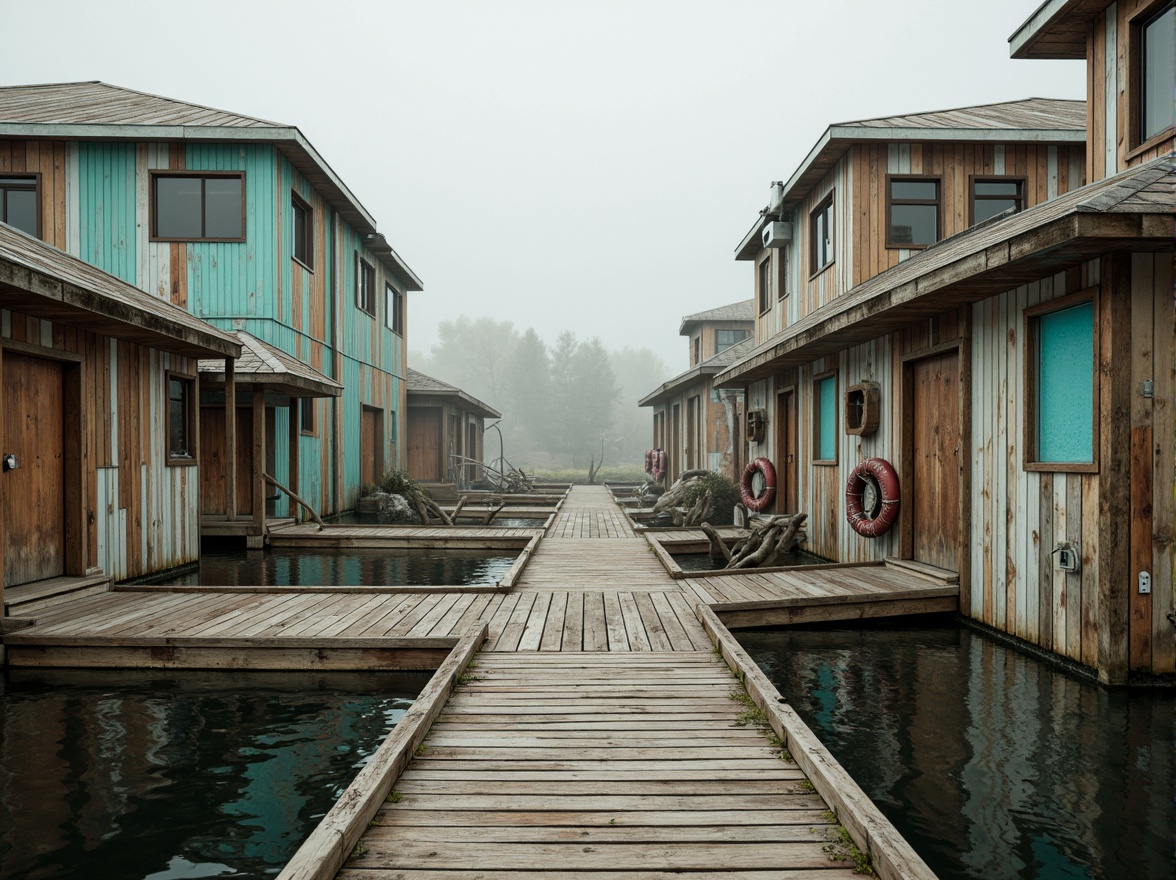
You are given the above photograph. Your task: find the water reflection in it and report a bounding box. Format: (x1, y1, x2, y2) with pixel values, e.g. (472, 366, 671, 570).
(0, 668, 428, 880)
(738, 621, 1175, 880)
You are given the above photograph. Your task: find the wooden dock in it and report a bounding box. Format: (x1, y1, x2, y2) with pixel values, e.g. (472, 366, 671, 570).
(3, 485, 945, 879)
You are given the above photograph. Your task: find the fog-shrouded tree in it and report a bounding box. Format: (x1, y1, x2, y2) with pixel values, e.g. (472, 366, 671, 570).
(499, 328, 551, 464)
(426, 316, 519, 408)
(611, 346, 671, 467)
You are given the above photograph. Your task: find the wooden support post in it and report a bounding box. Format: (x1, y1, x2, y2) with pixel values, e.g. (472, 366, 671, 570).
(252, 389, 266, 541)
(224, 358, 236, 521)
(288, 399, 301, 523)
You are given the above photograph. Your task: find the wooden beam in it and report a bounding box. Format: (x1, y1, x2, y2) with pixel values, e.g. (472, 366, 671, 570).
(288, 400, 300, 521)
(252, 389, 265, 537)
(224, 358, 236, 521)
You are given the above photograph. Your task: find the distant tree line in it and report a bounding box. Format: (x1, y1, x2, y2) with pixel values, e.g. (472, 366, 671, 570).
(410, 316, 671, 471)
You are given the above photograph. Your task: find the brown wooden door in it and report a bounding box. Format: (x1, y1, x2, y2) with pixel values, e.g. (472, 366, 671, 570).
(911, 351, 960, 571)
(407, 407, 442, 481)
(199, 405, 254, 517)
(775, 389, 798, 514)
(2, 353, 64, 586)
(361, 406, 384, 486)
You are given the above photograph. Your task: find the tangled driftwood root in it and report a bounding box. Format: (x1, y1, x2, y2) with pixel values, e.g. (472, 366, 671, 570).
(700, 513, 808, 569)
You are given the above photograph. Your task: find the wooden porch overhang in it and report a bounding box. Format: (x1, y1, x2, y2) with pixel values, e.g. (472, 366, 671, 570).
(197, 331, 342, 399)
(1009, 0, 1106, 60)
(716, 158, 1175, 386)
(406, 368, 500, 419)
(0, 223, 240, 359)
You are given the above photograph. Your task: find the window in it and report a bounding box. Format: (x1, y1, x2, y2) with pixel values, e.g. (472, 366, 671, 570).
(777, 248, 789, 299)
(758, 256, 771, 313)
(386, 282, 403, 335)
(151, 173, 244, 241)
(166, 373, 196, 464)
(292, 190, 313, 269)
(0, 175, 39, 238)
(1025, 291, 1098, 471)
(971, 177, 1025, 225)
(1138, 1, 1175, 144)
(300, 398, 316, 435)
(813, 371, 838, 464)
(715, 328, 748, 351)
(887, 176, 940, 248)
(811, 194, 834, 273)
(693, 334, 701, 364)
(357, 256, 376, 316)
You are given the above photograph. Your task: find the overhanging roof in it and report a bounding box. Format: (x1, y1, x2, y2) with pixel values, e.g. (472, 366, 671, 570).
(735, 98, 1087, 260)
(406, 368, 501, 419)
(1009, 0, 1109, 59)
(718, 157, 1175, 386)
(198, 331, 343, 398)
(678, 299, 754, 335)
(640, 337, 754, 406)
(0, 221, 240, 359)
(0, 82, 422, 291)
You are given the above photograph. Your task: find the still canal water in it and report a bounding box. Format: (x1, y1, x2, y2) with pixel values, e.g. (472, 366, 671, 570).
(0, 668, 429, 879)
(738, 620, 1174, 880)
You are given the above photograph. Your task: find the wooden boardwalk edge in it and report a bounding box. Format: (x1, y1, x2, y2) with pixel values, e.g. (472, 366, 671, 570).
(695, 603, 937, 880)
(276, 623, 488, 880)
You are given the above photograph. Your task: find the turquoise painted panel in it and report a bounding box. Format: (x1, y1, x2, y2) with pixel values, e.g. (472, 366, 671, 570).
(1037, 301, 1094, 463)
(818, 376, 837, 461)
(78, 142, 137, 283)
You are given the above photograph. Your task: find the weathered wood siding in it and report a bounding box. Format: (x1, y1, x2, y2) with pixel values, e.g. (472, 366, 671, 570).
(1, 311, 200, 580)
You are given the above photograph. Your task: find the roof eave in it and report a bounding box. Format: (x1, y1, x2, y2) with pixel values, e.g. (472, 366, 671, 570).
(638, 365, 718, 406)
(1009, 0, 1093, 59)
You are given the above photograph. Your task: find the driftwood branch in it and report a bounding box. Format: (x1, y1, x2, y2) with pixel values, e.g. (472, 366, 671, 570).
(726, 513, 808, 569)
(482, 500, 507, 525)
(700, 522, 732, 564)
(264, 473, 325, 531)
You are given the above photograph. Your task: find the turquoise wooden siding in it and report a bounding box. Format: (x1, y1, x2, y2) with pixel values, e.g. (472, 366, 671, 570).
(77, 143, 137, 283)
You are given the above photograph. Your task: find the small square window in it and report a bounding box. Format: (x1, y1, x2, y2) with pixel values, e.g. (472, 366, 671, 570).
(300, 398, 316, 435)
(887, 176, 940, 248)
(970, 177, 1025, 226)
(152, 173, 244, 241)
(357, 256, 376, 316)
(167, 373, 196, 465)
(0, 175, 40, 238)
(811, 194, 834, 274)
(292, 191, 313, 269)
(813, 371, 838, 464)
(386, 282, 404, 335)
(758, 257, 772, 313)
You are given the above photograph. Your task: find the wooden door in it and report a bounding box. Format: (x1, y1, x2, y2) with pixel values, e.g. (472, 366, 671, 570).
(200, 405, 253, 517)
(407, 407, 442, 481)
(2, 353, 64, 586)
(775, 389, 798, 514)
(361, 406, 384, 486)
(910, 351, 960, 571)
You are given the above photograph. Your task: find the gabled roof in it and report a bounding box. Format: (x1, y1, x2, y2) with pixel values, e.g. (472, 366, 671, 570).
(718, 156, 1175, 386)
(198, 332, 343, 398)
(1009, 0, 1109, 59)
(0, 82, 422, 291)
(0, 220, 239, 358)
(679, 299, 755, 335)
(639, 337, 754, 406)
(406, 368, 501, 419)
(735, 98, 1087, 260)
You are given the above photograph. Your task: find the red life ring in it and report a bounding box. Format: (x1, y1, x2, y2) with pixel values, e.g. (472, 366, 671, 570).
(644, 449, 654, 474)
(740, 457, 777, 512)
(845, 457, 900, 538)
(653, 449, 667, 482)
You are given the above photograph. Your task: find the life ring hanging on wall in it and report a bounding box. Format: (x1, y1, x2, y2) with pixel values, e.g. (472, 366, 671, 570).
(740, 457, 777, 512)
(651, 449, 667, 483)
(845, 457, 900, 538)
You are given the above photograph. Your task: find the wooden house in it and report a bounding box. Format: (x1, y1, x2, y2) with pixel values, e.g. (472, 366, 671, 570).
(406, 368, 501, 488)
(0, 220, 240, 618)
(639, 300, 754, 483)
(0, 81, 422, 538)
(717, 71, 1173, 682)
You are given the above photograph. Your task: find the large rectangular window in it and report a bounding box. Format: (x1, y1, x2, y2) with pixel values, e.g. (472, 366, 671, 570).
(813, 372, 838, 464)
(167, 373, 196, 464)
(1139, 1, 1175, 143)
(0, 175, 39, 238)
(970, 177, 1025, 225)
(152, 173, 244, 241)
(887, 176, 940, 247)
(386, 282, 403, 335)
(810, 194, 834, 274)
(357, 256, 376, 316)
(715, 328, 748, 351)
(292, 190, 313, 269)
(1025, 292, 1098, 471)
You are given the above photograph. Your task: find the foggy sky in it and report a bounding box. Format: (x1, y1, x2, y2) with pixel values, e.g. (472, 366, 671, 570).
(1, 0, 1083, 370)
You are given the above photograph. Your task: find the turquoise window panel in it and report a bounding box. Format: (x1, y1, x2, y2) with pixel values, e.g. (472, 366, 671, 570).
(1037, 300, 1094, 462)
(817, 375, 837, 460)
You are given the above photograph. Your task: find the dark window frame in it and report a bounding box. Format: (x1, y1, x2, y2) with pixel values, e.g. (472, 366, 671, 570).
(300, 397, 317, 436)
(715, 328, 748, 351)
(166, 370, 198, 466)
(1023, 287, 1100, 473)
(0, 172, 42, 239)
(969, 175, 1026, 226)
(1130, 0, 1176, 153)
(812, 368, 839, 466)
(810, 193, 835, 277)
(150, 171, 246, 242)
(386, 281, 404, 336)
(777, 246, 789, 300)
(357, 255, 376, 317)
(757, 255, 772, 314)
(291, 189, 313, 271)
(885, 174, 941, 249)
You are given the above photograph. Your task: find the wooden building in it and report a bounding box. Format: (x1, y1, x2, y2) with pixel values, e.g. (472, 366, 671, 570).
(0, 81, 422, 528)
(717, 72, 1173, 681)
(640, 300, 754, 483)
(0, 221, 240, 613)
(406, 368, 501, 487)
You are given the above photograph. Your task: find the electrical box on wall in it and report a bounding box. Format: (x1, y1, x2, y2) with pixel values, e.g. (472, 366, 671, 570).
(1055, 542, 1080, 573)
(747, 409, 767, 443)
(845, 382, 881, 436)
(761, 221, 792, 249)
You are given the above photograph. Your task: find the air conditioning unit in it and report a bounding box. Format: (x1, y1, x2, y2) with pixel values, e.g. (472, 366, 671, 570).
(761, 221, 792, 249)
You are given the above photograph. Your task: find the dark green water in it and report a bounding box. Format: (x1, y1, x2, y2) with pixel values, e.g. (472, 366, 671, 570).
(0, 668, 429, 879)
(738, 620, 1175, 880)
(153, 547, 516, 587)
